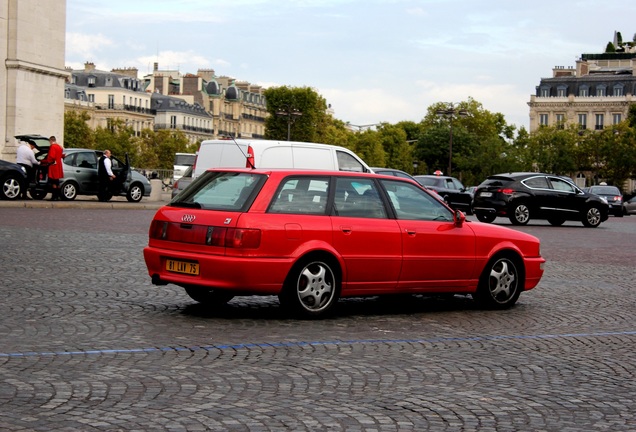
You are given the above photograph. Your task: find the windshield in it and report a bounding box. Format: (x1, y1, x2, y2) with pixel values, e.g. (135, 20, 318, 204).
(590, 186, 620, 195)
(170, 171, 266, 211)
(174, 154, 196, 166)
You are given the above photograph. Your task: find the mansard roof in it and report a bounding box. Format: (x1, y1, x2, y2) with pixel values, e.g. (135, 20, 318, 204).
(71, 69, 145, 92)
(150, 92, 211, 118)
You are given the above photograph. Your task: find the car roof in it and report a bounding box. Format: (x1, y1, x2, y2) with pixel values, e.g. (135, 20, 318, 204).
(206, 167, 415, 180)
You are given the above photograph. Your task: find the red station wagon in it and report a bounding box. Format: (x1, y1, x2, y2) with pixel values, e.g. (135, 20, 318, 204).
(143, 169, 545, 318)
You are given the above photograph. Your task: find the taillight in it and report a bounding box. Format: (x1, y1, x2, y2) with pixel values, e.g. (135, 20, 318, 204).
(498, 188, 515, 195)
(614, 196, 622, 202)
(246, 145, 255, 168)
(149, 220, 260, 248)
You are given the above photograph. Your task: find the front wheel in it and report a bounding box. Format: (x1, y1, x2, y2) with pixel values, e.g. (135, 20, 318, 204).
(509, 202, 530, 225)
(582, 206, 602, 228)
(476, 213, 496, 223)
(279, 258, 339, 318)
(184, 286, 234, 305)
(127, 184, 144, 202)
(1, 174, 23, 200)
(29, 189, 47, 200)
(474, 255, 522, 309)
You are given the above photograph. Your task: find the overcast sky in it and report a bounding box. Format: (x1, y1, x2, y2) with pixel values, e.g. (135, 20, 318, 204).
(65, 0, 636, 131)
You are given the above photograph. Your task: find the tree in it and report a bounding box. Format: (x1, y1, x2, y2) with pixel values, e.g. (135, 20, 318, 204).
(605, 42, 616, 53)
(524, 125, 578, 175)
(263, 86, 329, 142)
(64, 111, 95, 149)
(136, 129, 197, 169)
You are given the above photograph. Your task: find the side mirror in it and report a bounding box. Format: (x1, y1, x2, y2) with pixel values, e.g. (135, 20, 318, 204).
(454, 209, 466, 227)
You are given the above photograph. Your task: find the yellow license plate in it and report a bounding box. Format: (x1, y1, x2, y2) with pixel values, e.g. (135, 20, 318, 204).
(166, 259, 200, 275)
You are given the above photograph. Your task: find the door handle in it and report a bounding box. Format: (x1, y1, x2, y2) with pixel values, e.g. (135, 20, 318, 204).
(340, 226, 352, 234)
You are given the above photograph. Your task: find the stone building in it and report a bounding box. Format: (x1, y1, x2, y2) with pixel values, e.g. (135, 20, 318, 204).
(1, 0, 67, 160)
(528, 32, 636, 132)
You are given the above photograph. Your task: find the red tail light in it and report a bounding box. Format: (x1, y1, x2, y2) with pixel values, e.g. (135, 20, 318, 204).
(498, 188, 515, 195)
(149, 221, 260, 248)
(246, 145, 255, 168)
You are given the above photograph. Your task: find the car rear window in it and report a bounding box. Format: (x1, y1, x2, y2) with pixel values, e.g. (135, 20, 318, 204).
(590, 186, 620, 194)
(171, 171, 265, 210)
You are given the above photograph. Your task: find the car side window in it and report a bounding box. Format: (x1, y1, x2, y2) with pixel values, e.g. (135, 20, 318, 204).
(75, 152, 97, 169)
(381, 179, 453, 222)
(269, 176, 330, 215)
(549, 177, 576, 192)
(334, 178, 387, 218)
(336, 151, 365, 173)
(523, 176, 550, 189)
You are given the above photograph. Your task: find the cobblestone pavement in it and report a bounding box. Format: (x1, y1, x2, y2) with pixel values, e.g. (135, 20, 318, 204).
(0, 207, 635, 431)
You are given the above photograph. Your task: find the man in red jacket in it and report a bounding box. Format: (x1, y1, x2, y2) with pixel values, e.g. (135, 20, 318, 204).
(40, 136, 64, 201)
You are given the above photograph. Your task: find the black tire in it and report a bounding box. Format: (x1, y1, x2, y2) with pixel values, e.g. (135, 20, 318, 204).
(60, 181, 78, 201)
(474, 254, 522, 309)
(509, 202, 530, 225)
(1, 173, 24, 200)
(582, 205, 602, 228)
(127, 183, 144, 202)
(547, 217, 565, 226)
(184, 286, 234, 305)
(29, 189, 47, 200)
(476, 213, 496, 223)
(279, 257, 340, 318)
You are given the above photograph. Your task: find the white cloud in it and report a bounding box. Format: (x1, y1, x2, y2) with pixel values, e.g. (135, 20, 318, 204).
(66, 32, 114, 58)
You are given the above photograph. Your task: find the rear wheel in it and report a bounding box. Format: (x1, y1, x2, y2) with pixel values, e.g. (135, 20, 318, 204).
(279, 257, 339, 318)
(509, 202, 530, 225)
(60, 181, 78, 200)
(474, 254, 522, 309)
(29, 189, 47, 200)
(582, 205, 602, 228)
(184, 286, 234, 305)
(476, 213, 496, 223)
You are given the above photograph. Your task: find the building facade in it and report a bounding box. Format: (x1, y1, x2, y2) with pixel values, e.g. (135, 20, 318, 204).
(1, 0, 67, 160)
(528, 51, 636, 133)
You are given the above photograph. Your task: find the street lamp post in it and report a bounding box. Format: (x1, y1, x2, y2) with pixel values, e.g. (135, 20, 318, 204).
(275, 108, 302, 141)
(436, 103, 468, 176)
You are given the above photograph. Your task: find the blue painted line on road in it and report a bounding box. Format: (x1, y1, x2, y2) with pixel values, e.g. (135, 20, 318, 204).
(1, 330, 635, 358)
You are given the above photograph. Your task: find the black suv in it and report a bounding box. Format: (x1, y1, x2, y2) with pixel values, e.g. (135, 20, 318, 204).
(414, 174, 473, 214)
(472, 172, 609, 228)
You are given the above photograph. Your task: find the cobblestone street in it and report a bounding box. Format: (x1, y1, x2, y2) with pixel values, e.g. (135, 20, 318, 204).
(1, 207, 635, 431)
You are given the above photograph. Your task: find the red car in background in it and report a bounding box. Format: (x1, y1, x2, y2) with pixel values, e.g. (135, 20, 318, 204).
(144, 169, 545, 318)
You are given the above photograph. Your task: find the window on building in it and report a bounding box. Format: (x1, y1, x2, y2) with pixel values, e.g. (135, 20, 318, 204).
(595, 114, 604, 130)
(557, 86, 567, 97)
(88, 76, 96, 87)
(539, 114, 549, 126)
(556, 114, 565, 129)
(108, 94, 114, 109)
(170, 116, 177, 129)
(540, 87, 550, 97)
(65, 88, 70, 99)
(88, 94, 94, 103)
(613, 113, 622, 124)
(578, 86, 589, 97)
(596, 86, 606, 97)
(613, 85, 624, 96)
(578, 113, 587, 130)
(105, 77, 112, 87)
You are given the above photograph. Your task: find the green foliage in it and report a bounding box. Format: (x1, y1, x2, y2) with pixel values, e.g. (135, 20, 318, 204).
(64, 111, 95, 149)
(136, 129, 196, 169)
(263, 86, 329, 142)
(605, 42, 616, 53)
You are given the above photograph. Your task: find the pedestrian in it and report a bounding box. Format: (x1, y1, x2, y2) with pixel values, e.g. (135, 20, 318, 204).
(39, 136, 64, 201)
(97, 149, 117, 201)
(15, 140, 39, 199)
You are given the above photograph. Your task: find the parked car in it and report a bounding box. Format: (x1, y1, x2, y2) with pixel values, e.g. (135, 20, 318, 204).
(624, 195, 636, 215)
(171, 165, 194, 199)
(413, 174, 473, 214)
(472, 172, 609, 227)
(584, 185, 623, 217)
(371, 167, 417, 180)
(55, 148, 151, 202)
(143, 168, 545, 318)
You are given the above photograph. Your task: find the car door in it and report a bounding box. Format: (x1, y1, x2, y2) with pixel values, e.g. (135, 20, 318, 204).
(330, 177, 402, 294)
(66, 151, 99, 193)
(111, 154, 132, 194)
(546, 176, 587, 217)
(379, 179, 476, 290)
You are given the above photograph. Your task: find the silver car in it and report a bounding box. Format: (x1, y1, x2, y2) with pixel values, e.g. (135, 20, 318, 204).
(58, 148, 151, 202)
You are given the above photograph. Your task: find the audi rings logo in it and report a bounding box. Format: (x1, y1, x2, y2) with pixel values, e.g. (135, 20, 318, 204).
(182, 214, 196, 223)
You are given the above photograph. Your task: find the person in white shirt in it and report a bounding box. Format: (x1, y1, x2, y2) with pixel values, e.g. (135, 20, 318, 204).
(16, 141, 39, 199)
(97, 149, 117, 201)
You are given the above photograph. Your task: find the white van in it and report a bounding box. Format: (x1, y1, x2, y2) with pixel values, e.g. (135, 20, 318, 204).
(192, 139, 372, 178)
(173, 153, 196, 181)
